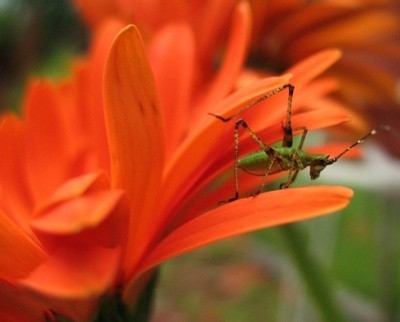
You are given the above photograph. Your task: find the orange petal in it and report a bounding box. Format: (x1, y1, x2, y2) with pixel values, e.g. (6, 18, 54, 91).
(32, 190, 123, 234)
(104, 25, 166, 271)
(24, 80, 74, 203)
(0, 209, 47, 282)
(0, 280, 46, 321)
(149, 24, 195, 156)
(137, 186, 352, 277)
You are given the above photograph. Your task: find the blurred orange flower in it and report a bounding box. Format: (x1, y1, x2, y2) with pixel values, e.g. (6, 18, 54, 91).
(250, 0, 400, 154)
(73, 0, 400, 155)
(0, 3, 353, 320)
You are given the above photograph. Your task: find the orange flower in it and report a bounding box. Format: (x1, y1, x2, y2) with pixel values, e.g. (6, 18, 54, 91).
(0, 3, 353, 320)
(249, 0, 400, 154)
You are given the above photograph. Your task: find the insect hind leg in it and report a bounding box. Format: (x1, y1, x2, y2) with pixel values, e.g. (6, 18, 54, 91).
(279, 127, 308, 189)
(235, 119, 277, 198)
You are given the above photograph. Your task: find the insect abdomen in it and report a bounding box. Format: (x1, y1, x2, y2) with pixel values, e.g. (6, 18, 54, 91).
(238, 150, 283, 176)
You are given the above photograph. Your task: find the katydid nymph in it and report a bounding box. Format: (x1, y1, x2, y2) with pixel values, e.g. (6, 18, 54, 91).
(210, 84, 389, 203)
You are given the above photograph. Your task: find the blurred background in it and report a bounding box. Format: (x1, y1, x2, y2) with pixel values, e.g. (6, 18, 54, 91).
(0, 0, 87, 110)
(1, 1, 400, 321)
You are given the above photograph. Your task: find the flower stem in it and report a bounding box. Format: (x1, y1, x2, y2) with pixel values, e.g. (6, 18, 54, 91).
(279, 223, 347, 322)
(93, 271, 159, 322)
(128, 271, 159, 322)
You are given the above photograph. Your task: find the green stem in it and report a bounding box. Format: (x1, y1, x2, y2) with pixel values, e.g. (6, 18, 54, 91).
(279, 223, 347, 322)
(129, 271, 159, 322)
(93, 271, 159, 322)
(378, 194, 400, 322)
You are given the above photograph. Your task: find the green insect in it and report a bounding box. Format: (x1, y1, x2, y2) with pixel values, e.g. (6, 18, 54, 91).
(211, 83, 389, 203)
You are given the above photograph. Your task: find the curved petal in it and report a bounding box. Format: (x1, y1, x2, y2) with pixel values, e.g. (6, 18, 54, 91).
(0, 209, 47, 282)
(288, 9, 399, 58)
(31, 190, 128, 252)
(134, 185, 353, 280)
(287, 49, 342, 87)
(104, 25, 166, 271)
(149, 23, 195, 157)
(85, 19, 127, 173)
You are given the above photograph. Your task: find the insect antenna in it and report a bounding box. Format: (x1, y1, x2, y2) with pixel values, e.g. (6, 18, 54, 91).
(327, 125, 392, 165)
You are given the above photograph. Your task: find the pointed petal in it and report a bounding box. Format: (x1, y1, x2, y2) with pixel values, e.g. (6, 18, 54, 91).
(24, 81, 69, 202)
(31, 190, 127, 252)
(0, 114, 33, 229)
(137, 186, 352, 277)
(196, 1, 251, 116)
(104, 25, 166, 270)
(0, 209, 47, 282)
(288, 49, 342, 87)
(19, 245, 121, 299)
(118, 0, 187, 31)
(19, 245, 121, 321)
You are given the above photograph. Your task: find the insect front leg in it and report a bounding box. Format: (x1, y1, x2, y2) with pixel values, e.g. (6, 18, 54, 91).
(279, 152, 302, 189)
(279, 127, 308, 189)
(294, 126, 308, 150)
